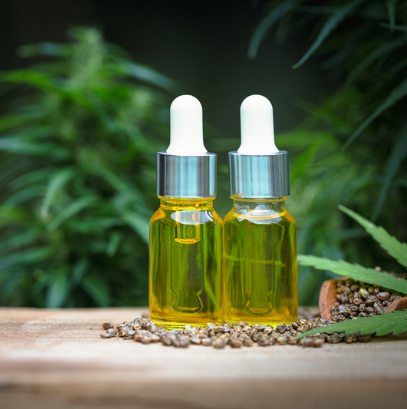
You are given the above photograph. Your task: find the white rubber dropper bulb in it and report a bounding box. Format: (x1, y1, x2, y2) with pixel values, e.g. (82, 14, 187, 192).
(166, 95, 207, 155)
(238, 94, 278, 154)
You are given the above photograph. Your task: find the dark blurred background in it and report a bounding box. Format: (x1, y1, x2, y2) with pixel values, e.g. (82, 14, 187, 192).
(0, 0, 322, 132)
(0, 0, 405, 308)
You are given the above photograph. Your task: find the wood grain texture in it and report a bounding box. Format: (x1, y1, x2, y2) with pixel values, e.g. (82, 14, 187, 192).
(1, 307, 407, 409)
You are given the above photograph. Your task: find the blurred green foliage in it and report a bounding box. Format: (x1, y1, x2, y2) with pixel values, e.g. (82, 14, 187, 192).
(1, 0, 407, 309)
(249, 0, 407, 304)
(0, 28, 175, 307)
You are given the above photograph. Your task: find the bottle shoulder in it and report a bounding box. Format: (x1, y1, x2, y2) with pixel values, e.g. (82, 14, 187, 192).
(223, 208, 236, 223)
(210, 209, 223, 225)
(283, 209, 296, 225)
(150, 208, 165, 224)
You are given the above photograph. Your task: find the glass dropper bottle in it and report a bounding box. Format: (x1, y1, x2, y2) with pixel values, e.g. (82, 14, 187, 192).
(149, 95, 222, 328)
(223, 95, 298, 325)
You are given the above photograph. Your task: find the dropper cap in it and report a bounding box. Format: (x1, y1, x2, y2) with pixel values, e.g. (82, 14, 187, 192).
(157, 95, 216, 198)
(239, 95, 278, 154)
(167, 95, 207, 155)
(229, 95, 290, 199)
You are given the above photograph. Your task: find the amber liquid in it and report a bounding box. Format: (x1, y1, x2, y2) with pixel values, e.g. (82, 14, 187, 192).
(149, 197, 222, 328)
(223, 198, 297, 325)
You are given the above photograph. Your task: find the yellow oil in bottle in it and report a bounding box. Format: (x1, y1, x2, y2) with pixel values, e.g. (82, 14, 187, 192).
(149, 197, 222, 328)
(223, 198, 297, 325)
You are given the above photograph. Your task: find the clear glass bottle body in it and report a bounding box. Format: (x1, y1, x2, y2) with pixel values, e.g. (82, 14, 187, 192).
(223, 198, 297, 325)
(149, 197, 222, 328)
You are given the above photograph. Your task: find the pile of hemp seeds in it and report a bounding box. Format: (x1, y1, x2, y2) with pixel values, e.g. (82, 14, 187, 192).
(99, 276, 403, 349)
(100, 311, 370, 348)
(330, 274, 402, 320)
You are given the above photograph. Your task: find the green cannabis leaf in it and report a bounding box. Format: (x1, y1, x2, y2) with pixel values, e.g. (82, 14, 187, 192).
(339, 205, 407, 269)
(248, 0, 297, 59)
(372, 123, 407, 221)
(249, 0, 407, 305)
(296, 310, 407, 339)
(385, 0, 398, 31)
(297, 255, 407, 294)
(0, 27, 174, 308)
(293, 0, 363, 69)
(343, 77, 407, 149)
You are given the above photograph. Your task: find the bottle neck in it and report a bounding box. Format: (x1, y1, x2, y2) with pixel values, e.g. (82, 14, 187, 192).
(159, 196, 214, 211)
(232, 197, 287, 215)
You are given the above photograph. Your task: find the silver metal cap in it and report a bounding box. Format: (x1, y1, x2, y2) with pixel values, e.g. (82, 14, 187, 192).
(157, 152, 216, 198)
(229, 151, 290, 199)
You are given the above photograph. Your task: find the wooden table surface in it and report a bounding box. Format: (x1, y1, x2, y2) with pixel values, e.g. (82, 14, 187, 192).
(1, 307, 407, 409)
